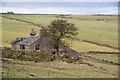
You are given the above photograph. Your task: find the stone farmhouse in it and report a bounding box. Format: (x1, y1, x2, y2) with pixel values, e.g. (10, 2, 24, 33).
(11, 27, 79, 59)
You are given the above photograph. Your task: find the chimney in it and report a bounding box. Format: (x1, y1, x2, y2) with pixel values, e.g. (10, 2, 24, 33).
(40, 26, 47, 37)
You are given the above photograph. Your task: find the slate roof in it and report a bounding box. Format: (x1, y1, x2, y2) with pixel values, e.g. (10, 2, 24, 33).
(11, 36, 40, 46)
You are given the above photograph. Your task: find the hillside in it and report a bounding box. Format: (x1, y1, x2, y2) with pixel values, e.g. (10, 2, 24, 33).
(2, 57, 118, 78)
(1, 14, 119, 78)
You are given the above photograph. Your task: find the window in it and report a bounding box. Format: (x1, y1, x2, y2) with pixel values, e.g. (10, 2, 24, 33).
(35, 44, 40, 50)
(20, 45, 25, 50)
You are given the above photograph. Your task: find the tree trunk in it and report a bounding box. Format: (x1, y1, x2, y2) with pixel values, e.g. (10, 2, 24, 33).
(56, 44, 59, 55)
(56, 39, 60, 55)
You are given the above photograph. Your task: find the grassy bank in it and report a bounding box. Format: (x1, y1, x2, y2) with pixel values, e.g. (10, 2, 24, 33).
(2, 57, 118, 78)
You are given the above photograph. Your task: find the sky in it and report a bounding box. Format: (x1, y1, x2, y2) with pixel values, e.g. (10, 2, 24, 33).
(1, 2, 119, 15)
(1, 0, 120, 2)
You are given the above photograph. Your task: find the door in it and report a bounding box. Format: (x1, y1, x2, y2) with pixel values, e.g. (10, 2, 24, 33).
(35, 44, 40, 50)
(20, 45, 25, 50)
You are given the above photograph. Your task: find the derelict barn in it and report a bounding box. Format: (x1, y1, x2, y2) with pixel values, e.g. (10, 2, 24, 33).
(11, 27, 79, 59)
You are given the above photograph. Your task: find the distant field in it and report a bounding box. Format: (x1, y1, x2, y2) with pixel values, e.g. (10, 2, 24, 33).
(2, 18, 40, 47)
(69, 15, 118, 20)
(2, 14, 55, 26)
(71, 40, 118, 52)
(2, 14, 118, 48)
(67, 15, 118, 48)
(1, 17, 117, 52)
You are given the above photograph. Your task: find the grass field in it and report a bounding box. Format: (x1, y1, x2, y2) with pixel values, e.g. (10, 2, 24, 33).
(2, 18, 40, 47)
(1, 14, 119, 78)
(1, 14, 119, 52)
(2, 58, 118, 78)
(2, 17, 118, 52)
(2, 14, 118, 48)
(71, 40, 118, 52)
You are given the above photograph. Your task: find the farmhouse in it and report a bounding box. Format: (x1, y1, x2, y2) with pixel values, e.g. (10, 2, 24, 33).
(7, 11, 15, 14)
(11, 27, 79, 59)
(11, 27, 55, 54)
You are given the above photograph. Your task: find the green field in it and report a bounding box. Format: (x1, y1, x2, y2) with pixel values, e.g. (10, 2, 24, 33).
(1, 14, 118, 51)
(71, 40, 118, 52)
(2, 18, 40, 47)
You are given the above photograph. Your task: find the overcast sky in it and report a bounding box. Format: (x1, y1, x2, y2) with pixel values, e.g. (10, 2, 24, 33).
(1, 0, 119, 2)
(1, 2, 118, 15)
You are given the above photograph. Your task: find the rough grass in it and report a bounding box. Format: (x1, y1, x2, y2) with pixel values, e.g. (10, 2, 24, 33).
(81, 53, 118, 63)
(2, 58, 118, 78)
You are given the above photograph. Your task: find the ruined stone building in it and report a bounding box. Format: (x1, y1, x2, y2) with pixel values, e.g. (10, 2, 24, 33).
(11, 27, 79, 59)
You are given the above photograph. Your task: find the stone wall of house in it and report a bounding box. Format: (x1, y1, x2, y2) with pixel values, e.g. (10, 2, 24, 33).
(24, 46, 30, 51)
(27, 38, 41, 50)
(39, 27, 79, 59)
(11, 38, 41, 51)
(11, 44, 21, 50)
(40, 36, 54, 54)
(39, 28, 54, 54)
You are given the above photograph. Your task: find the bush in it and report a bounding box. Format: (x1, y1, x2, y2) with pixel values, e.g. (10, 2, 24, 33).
(76, 57, 83, 64)
(60, 53, 83, 63)
(2, 47, 55, 62)
(2, 47, 83, 63)
(61, 53, 75, 63)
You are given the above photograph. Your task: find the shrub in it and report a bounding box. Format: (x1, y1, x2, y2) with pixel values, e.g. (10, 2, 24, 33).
(61, 53, 75, 63)
(2, 47, 83, 63)
(60, 53, 83, 63)
(2, 47, 55, 62)
(76, 57, 83, 64)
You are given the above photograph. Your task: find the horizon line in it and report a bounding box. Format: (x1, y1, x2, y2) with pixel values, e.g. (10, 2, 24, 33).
(1, 12, 119, 15)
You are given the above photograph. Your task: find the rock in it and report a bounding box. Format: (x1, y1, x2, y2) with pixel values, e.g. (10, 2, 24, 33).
(30, 73, 35, 76)
(99, 67, 107, 71)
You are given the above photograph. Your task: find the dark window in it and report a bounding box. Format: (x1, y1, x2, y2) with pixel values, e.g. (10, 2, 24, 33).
(35, 44, 40, 50)
(20, 45, 25, 50)
(52, 52, 56, 55)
